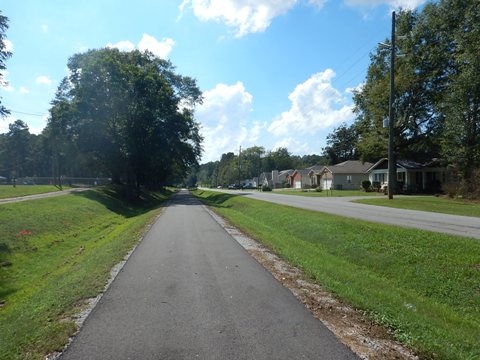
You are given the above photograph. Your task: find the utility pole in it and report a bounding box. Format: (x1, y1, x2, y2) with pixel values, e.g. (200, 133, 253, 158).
(238, 146, 241, 188)
(387, 11, 396, 200)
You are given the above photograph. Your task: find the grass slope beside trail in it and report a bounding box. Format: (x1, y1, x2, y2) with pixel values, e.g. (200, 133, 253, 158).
(0, 188, 173, 360)
(354, 196, 480, 218)
(0, 185, 72, 199)
(193, 190, 480, 360)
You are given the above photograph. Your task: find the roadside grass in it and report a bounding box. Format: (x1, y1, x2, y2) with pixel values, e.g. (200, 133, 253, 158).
(0, 185, 71, 199)
(272, 189, 384, 197)
(354, 196, 480, 218)
(0, 187, 173, 360)
(193, 189, 480, 360)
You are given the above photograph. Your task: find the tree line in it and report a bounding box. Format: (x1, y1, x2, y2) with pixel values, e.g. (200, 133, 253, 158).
(190, 146, 327, 187)
(0, 10, 203, 197)
(324, 0, 480, 195)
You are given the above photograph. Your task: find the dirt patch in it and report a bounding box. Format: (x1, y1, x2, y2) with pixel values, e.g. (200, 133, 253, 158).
(204, 205, 419, 360)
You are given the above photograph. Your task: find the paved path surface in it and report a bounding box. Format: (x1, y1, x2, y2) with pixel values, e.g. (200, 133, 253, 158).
(207, 189, 480, 240)
(0, 188, 90, 205)
(59, 191, 358, 360)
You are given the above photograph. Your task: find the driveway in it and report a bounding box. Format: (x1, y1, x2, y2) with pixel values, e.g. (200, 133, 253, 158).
(206, 189, 480, 240)
(59, 191, 358, 360)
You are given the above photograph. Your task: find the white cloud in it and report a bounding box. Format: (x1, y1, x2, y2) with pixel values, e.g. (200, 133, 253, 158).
(4, 39, 13, 53)
(344, 0, 426, 9)
(19, 86, 30, 94)
(106, 40, 135, 52)
(180, 0, 299, 37)
(42, 24, 48, 33)
(106, 34, 175, 59)
(36, 76, 53, 86)
(273, 137, 310, 153)
(1, 84, 14, 92)
(268, 69, 353, 136)
(195, 81, 262, 162)
(180, 0, 425, 37)
(138, 34, 175, 59)
(308, 0, 326, 9)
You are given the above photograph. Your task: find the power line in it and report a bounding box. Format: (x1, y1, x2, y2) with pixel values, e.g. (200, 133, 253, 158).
(9, 109, 47, 117)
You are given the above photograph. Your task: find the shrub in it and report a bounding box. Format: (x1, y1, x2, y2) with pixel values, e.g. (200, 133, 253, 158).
(361, 180, 372, 192)
(261, 185, 272, 192)
(372, 181, 381, 192)
(315, 186, 323, 192)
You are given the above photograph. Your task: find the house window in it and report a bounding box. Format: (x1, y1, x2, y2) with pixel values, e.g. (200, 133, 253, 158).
(397, 172, 405, 182)
(347, 175, 352, 184)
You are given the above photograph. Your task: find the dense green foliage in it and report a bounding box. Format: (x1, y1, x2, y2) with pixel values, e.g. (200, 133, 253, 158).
(194, 146, 327, 187)
(0, 11, 11, 117)
(0, 188, 172, 360)
(193, 189, 480, 359)
(323, 0, 480, 195)
(1, 48, 202, 195)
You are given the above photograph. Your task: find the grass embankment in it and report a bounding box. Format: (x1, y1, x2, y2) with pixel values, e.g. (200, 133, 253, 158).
(0, 185, 71, 199)
(0, 187, 173, 360)
(272, 189, 383, 197)
(355, 196, 480, 218)
(193, 189, 480, 360)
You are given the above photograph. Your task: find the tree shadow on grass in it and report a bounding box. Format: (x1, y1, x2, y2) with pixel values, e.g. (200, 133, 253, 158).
(193, 191, 242, 209)
(72, 187, 173, 218)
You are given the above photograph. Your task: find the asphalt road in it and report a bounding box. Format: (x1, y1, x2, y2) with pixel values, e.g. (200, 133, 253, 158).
(59, 191, 358, 360)
(207, 189, 480, 240)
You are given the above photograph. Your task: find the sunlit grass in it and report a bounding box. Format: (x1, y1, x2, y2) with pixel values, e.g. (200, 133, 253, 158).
(354, 196, 480, 217)
(0, 185, 71, 199)
(0, 187, 173, 360)
(193, 189, 480, 360)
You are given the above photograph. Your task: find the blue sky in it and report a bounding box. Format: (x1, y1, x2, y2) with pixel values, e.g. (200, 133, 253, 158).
(1, 0, 427, 163)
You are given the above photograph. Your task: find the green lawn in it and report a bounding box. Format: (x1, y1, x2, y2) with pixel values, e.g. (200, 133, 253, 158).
(0, 187, 173, 360)
(272, 189, 384, 197)
(193, 189, 480, 360)
(354, 196, 480, 218)
(0, 185, 71, 199)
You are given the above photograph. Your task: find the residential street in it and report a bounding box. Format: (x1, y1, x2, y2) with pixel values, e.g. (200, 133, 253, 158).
(59, 190, 358, 360)
(211, 189, 480, 240)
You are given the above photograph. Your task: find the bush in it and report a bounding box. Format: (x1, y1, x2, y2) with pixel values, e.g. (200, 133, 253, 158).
(261, 185, 272, 192)
(315, 186, 323, 192)
(372, 181, 381, 192)
(361, 180, 372, 192)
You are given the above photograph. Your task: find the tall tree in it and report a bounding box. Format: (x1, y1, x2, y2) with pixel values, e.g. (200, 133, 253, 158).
(6, 120, 31, 179)
(47, 48, 203, 195)
(322, 123, 359, 164)
(0, 11, 12, 117)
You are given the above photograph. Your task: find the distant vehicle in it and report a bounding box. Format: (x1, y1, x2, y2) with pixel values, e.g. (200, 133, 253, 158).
(217, 185, 222, 189)
(228, 184, 240, 189)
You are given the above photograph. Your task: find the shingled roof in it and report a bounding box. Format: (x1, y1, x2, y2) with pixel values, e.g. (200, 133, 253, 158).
(324, 160, 373, 174)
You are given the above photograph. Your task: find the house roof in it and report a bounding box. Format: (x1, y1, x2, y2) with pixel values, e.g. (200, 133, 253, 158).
(367, 158, 445, 172)
(279, 169, 294, 176)
(325, 160, 373, 174)
(259, 172, 272, 181)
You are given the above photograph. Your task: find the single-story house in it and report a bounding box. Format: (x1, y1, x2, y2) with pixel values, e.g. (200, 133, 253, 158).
(367, 158, 447, 193)
(286, 165, 324, 189)
(258, 172, 273, 188)
(310, 160, 373, 190)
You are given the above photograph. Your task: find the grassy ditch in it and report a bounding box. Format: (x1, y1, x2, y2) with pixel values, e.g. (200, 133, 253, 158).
(272, 189, 383, 197)
(354, 196, 480, 218)
(0, 185, 71, 199)
(0, 187, 173, 360)
(193, 189, 480, 360)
